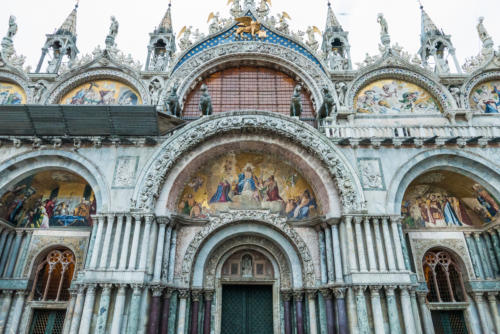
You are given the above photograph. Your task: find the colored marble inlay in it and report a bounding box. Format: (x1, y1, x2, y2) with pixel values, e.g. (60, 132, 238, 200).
(470, 80, 500, 113)
(0, 81, 26, 105)
(60, 80, 142, 105)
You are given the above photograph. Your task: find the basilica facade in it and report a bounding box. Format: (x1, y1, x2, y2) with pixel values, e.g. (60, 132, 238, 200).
(0, 0, 499, 333)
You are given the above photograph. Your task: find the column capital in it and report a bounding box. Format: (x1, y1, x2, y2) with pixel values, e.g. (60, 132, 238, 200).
(363, 217, 370, 223)
(464, 231, 473, 237)
(157, 216, 170, 225)
(354, 216, 363, 224)
(151, 285, 164, 297)
(178, 289, 190, 299)
(100, 283, 113, 293)
(398, 285, 411, 295)
(281, 290, 293, 301)
(486, 292, 498, 301)
(354, 285, 367, 295)
(320, 222, 328, 229)
(204, 290, 215, 301)
(293, 290, 304, 302)
(14, 230, 24, 236)
(86, 284, 97, 294)
(473, 232, 482, 239)
(191, 290, 202, 302)
(390, 216, 402, 224)
(1, 290, 14, 297)
(67, 287, 78, 297)
(332, 287, 346, 299)
(319, 288, 332, 299)
(343, 216, 353, 224)
(144, 215, 154, 224)
(306, 289, 317, 300)
(487, 229, 497, 236)
(164, 288, 174, 299)
(106, 214, 115, 221)
(116, 284, 128, 294)
(369, 285, 382, 296)
(15, 290, 28, 297)
(131, 284, 143, 295)
(76, 284, 86, 294)
(471, 291, 485, 301)
(385, 285, 397, 295)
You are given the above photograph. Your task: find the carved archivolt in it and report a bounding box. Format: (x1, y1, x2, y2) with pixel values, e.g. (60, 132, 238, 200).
(463, 70, 500, 109)
(180, 211, 316, 288)
(203, 235, 292, 289)
(133, 111, 365, 213)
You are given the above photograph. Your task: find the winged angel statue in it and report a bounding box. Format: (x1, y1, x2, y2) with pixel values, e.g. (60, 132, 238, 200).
(230, 16, 267, 40)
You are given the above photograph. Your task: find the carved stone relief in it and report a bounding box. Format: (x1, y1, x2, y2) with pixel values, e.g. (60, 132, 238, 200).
(112, 156, 139, 189)
(357, 158, 386, 191)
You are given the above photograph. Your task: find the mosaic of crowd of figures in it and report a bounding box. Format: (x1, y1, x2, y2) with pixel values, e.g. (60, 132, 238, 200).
(177, 152, 319, 220)
(0, 170, 95, 228)
(355, 79, 441, 114)
(470, 80, 500, 113)
(0, 82, 26, 104)
(60, 80, 141, 105)
(402, 171, 499, 228)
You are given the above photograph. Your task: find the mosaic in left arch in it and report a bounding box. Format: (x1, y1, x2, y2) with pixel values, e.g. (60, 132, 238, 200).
(60, 79, 142, 105)
(0, 81, 26, 105)
(0, 170, 96, 228)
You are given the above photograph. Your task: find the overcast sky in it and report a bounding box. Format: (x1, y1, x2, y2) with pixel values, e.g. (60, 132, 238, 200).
(2, 0, 499, 70)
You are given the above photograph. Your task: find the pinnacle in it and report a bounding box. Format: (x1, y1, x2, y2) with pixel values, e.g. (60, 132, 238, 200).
(159, 2, 173, 33)
(58, 2, 78, 35)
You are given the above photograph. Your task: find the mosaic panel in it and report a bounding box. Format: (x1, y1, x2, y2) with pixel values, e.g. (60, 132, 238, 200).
(0, 81, 26, 104)
(469, 80, 500, 113)
(60, 79, 141, 105)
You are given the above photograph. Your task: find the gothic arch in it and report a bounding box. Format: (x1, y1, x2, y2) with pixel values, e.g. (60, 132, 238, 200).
(386, 148, 500, 214)
(132, 111, 365, 214)
(0, 150, 110, 212)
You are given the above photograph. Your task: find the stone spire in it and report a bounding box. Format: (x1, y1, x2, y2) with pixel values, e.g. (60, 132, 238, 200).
(58, 2, 79, 35)
(145, 1, 177, 71)
(322, 2, 351, 71)
(158, 2, 173, 34)
(325, 1, 342, 31)
(420, 5, 440, 39)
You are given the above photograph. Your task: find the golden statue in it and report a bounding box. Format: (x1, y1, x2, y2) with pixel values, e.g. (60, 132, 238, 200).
(231, 16, 267, 40)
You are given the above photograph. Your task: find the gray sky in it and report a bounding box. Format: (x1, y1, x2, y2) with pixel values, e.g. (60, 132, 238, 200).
(2, 0, 499, 70)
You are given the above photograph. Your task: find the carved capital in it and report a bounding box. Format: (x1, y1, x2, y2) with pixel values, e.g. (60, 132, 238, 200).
(86, 284, 97, 294)
(204, 290, 215, 301)
(191, 290, 202, 302)
(306, 289, 317, 300)
(151, 285, 164, 297)
(319, 288, 332, 299)
(131, 284, 143, 295)
(178, 289, 190, 299)
(281, 290, 293, 302)
(164, 288, 174, 299)
(332, 287, 346, 299)
(293, 290, 304, 302)
(353, 285, 367, 295)
(487, 292, 498, 302)
(385, 285, 397, 296)
(100, 283, 113, 294)
(368, 285, 382, 296)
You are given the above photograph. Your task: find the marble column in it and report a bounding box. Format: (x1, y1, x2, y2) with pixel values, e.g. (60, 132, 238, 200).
(161, 226, 173, 281)
(474, 233, 493, 279)
(400, 286, 416, 334)
(307, 291, 318, 334)
(14, 230, 32, 278)
(167, 229, 177, 282)
(373, 219, 387, 271)
(318, 229, 328, 284)
(203, 290, 214, 334)
(333, 288, 348, 334)
(282, 291, 292, 334)
(484, 233, 499, 276)
(69, 285, 86, 334)
(331, 224, 343, 282)
(294, 291, 305, 334)
(89, 216, 105, 269)
(190, 290, 201, 334)
(354, 286, 369, 334)
(397, 223, 412, 271)
(320, 289, 334, 334)
(391, 218, 405, 271)
(139, 216, 153, 271)
(346, 287, 358, 333)
(345, 216, 357, 272)
(385, 286, 401, 334)
(382, 218, 396, 271)
(0, 290, 13, 333)
(127, 284, 143, 334)
(109, 215, 124, 269)
(128, 216, 142, 270)
(5, 290, 26, 334)
(354, 217, 367, 272)
(416, 292, 434, 334)
(369, 286, 385, 334)
(5, 231, 22, 277)
(148, 286, 163, 334)
(79, 284, 97, 334)
(177, 290, 189, 334)
(487, 292, 500, 334)
(488, 230, 500, 269)
(465, 233, 484, 279)
(472, 292, 490, 333)
(154, 220, 167, 282)
(85, 221, 98, 268)
(364, 218, 377, 271)
(110, 284, 127, 334)
(96, 284, 112, 334)
(62, 288, 78, 334)
(99, 215, 114, 269)
(0, 233, 14, 275)
(119, 215, 133, 270)
(409, 289, 423, 334)
(323, 224, 334, 283)
(0, 229, 9, 261)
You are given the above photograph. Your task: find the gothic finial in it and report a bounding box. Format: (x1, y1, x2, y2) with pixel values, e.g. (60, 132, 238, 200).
(58, 2, 79, 35)
(325, 1, 341, 29)
(420, 5, 439, 35)
(158, 1, 173, 33)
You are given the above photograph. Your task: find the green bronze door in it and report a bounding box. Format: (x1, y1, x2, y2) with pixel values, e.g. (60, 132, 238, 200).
(221, 285, 273, 334)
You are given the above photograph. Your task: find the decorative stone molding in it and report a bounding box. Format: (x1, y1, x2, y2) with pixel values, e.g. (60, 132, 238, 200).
(133, 111, 365, 213)
(463, 70, 500, 109)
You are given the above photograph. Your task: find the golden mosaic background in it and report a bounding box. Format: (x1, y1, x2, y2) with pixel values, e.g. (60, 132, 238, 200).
(0, 81, 26, 104)
(60, 79, 142, 105)
(469, 80, 500, 113)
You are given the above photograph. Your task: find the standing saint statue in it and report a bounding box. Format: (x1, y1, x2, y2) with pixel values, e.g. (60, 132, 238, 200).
(7, 16, 17, 39)
(476, 17, 491, 44)
(377, 13, 388, 36)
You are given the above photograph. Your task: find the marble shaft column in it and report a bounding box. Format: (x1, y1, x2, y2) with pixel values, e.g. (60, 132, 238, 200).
(487, 292, 500, 333)
(109, 215, 124, 269)
(85, 222, 98, 268)
(345, 216, 357, 272)
(354, 286, 369, 334)
(177, 290, 189, 334)
(488, 230, 500, 268)
(99, 215, 114, 269)
(110, 284, 127, 334)
(372, 219, 387, 271)
(190, 290, 201, 334)
(363, 218, 377, 271)
(294, 291, 305, 334)
(89, 216, 105, 269)
(339, 221, 349, 277)
(282, 291, 292, 334)
(167, 229, 177, 282)
(333, 288, 348, 334)
(147, 220, 158, 276)
(320, 289, 334, 334)
(472, 292, 490, 333)
(307, 291, 318, 334)
(128, 216, 142, 270)
(318, 229, 328, 284)
(484, 233, 499, 276)
(5, 291, 26, 334)
(69, 286, 86, 334)
(385, 286, 402, 334)
(0, 233, 14, 275)
(14, 230, 32, 278)
(78, 284, 97, 334)
(354, 217, 367, 272)
(382, 218, 396, 271)
(397, 223, 412, 270)
(331, 224, 343, 282)
(465, 233, 484, 278)
(416, 292, 434, 334)
(161, 226, 172, 281)
(5, 231, 22, 277)
(203, 290, 214, 334)
(62, 288, 78, 334)
(323, 224, 335, 282)
(409, 289, 423, 334)
(0, 290, 13, 333)
(400, 287, 416, 334)
(119, 215, 133, 270)
(391, 218, 405, 271)
(139, 216, 153, 271)
(474, 233, 493, 279)
(127, 284, 143, 334)
(154, 220, 167, 282)
(148, 286, 163, 334)
(96, 284, 112, 334)
(0, 229, 9, 260)
(346, 288, 358, 333)
(369, 286, 385, 334)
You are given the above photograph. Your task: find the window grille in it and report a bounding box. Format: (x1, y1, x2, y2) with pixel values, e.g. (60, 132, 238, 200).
(30, 249, 75, 302)
(423, 250, 466, 303)
(29, 309, 66, 334)
(431, 310, 468, 334)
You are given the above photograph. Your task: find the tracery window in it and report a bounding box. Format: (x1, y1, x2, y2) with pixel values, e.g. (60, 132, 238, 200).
(423, 249, 466, 303)
(30, 249, 75, 302)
